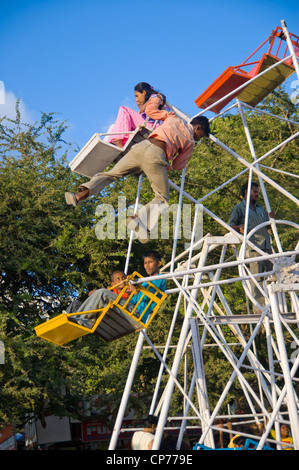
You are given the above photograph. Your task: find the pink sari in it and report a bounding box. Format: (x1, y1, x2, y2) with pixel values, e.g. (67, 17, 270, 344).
(105, 105, 159, 146)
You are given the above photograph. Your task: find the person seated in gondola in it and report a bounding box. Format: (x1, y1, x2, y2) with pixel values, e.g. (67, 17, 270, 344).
(65, 269, 132, 315)
(69, 250, 166, 329)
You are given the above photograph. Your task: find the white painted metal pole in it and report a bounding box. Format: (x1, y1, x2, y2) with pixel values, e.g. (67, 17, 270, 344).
(176, 372, 196, 449)
(124, 174, 143, 274)
(170, 168, 186, 272)
(281, 20, 299, 79)
(190, 318, 215, 448)
(242, 101, 299, 126)
(133, 247, 299, 285)
(151, 243, 211, 449)
(108, 332, 145, 449)
(171, 280, 273, 437)
(149, 293, 183, 415)
(184, 295, 272, 444)
(209, 134, 299, 206)
(169, 177, 299, 258)
(257, 351, 299, 450)
(237, 100, 283, 252)
(267, 285, 299, 449)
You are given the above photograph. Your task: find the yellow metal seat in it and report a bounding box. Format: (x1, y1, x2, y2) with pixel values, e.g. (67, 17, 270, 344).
(34, 272, 167, 345)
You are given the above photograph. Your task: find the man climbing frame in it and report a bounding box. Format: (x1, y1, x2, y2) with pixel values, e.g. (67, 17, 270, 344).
(65, 112, 210, 242)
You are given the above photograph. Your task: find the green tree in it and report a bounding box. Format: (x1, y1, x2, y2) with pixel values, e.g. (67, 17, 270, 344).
(0, 103, 176, 430)
(0, 104, 129, 427)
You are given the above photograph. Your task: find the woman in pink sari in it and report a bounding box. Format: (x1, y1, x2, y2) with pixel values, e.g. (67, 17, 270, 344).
(105, 82, 169, 148)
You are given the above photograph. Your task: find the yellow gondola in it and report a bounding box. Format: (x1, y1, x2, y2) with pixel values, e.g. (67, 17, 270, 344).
(34, 272, 167, 345)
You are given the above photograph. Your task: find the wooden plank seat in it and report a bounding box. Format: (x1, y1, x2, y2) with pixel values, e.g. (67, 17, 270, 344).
(195, 26, 298, 114)
(34, 272, 167, 345)
(195, 54, 296, 114)
(236, 53, 295, 107)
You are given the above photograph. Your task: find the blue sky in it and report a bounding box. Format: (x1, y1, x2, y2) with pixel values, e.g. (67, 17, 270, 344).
(0, 0, 298, 157)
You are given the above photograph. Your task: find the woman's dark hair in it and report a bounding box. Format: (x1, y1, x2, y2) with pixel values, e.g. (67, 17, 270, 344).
(134, 82, 166, 109)
(144, 415, 158, 427)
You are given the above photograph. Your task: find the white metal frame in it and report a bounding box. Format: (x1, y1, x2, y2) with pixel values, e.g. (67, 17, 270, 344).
(109, 20, 299, 451)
